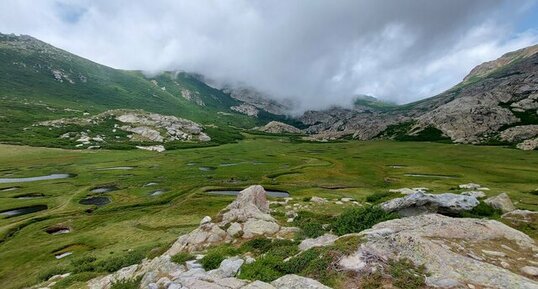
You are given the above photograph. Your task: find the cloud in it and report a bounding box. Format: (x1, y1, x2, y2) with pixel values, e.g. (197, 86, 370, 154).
(0, 0, 537, 112)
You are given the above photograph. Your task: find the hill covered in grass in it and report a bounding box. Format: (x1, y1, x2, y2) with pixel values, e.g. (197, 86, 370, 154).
(0, 33, 292, 148)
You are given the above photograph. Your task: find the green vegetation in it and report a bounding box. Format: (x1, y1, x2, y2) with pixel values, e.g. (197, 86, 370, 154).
(200, 245, 240, 270)
(459, 202, 503, 219)
(0, 137, 537, 288)
(360, 258, 426, 289)
(365, 191, 398, 204)
(239, 235, 364, 286)
(171, 252, 195, 264)
(332, 206, 397, 236)
(110, 277, 141, 289)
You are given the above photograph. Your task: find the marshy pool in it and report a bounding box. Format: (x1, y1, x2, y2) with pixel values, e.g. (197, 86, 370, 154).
(0, 174, 72, 184)
(206, 190, 290, 198)
(404, 173, 459, 179)
(0, 205, 48, 217)
(79, 196, 111, 206)
(90, 186, 119, 193)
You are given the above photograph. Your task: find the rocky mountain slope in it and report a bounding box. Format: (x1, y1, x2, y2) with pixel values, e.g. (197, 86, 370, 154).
(298, 45, 538, 149)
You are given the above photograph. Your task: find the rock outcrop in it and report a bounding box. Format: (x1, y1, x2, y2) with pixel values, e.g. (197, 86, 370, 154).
(167, 185, 293, 255)
(340, 214, 538, 289)
(258, 121, 302, 134)
(381, 192, 479, 216)
(485, 193, 516, 213)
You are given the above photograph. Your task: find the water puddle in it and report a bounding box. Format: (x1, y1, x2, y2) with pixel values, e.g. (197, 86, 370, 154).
(0, 205, 47, 217)
(206, 190, 290, 198)
(144, 182, 158, 187)
(90, 186, 119, 193)
(0, 174, 73, 184)
(97, 167, 135, 171)
(0, 186, 20, 192)
(149, 190, 166, 196)
(55, 252, 72, 259)
(46, 225, 71, 235)
(199, 166, 217, 172)
(79, 196, 111, 206)
(14, 193, 45, 199)
(404, 173, 459, 179)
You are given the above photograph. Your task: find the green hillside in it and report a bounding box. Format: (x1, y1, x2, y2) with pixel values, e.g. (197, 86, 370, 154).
(0, 33, 276, 148)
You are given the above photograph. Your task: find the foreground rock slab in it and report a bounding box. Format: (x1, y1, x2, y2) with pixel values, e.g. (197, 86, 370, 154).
(381, 192, 479, 216)
(343, 214, 538, 289)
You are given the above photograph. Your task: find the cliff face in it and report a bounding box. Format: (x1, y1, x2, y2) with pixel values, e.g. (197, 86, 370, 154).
(297, 44, 538, 148)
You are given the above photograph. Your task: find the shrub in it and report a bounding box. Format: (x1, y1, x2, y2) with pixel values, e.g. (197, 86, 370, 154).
(238, 255, 284, 282)
(303, 197, 312, 202)
(240, 238, 273, 254)
(365, 191, 398, 204)
(110, 277, 142, 289)
(200, 245, 240, 270)
(460, 202, 503, 218)
(171, 252, 195, 264)
(71, 256, 98, 273)
(51, 272, 101, 288)
(37, 266, 69, 282)
(332, 206, 397, 236)
(95, 250, 146, 273)
(293, 211, 333, 239)
(301, 222, 325, 238)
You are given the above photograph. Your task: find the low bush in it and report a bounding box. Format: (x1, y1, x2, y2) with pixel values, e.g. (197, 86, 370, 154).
(365, 191, 398, 204)
(459, 202, 503, 218)
(293, 211, 333, 239)
(110, 277, 142, 289)
(331, 206, 397, 236)
(95, 250, 146, 273)
(200, 245, 240, 270)
(171, 252, 195, 264)
(37, 266, 69, 282)
(238, 255, 284, 282)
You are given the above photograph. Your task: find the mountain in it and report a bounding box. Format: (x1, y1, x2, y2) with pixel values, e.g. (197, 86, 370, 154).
(0, 33, 291, 149)
(299, 44, 538, 149)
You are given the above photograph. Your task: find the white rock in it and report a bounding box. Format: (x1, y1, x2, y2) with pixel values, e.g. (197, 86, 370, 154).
(521, 266, 538, 276)
(299, 234, 338, 251)
(200, 216, 212, 225)
(485, 193, 516, 213)
(271, 274, 331, 289)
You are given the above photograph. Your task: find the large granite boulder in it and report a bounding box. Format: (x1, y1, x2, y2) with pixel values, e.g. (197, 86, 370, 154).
(381, 192, 479, 216)
(485, 193, 516, 213)
(339, 214, 538, 289)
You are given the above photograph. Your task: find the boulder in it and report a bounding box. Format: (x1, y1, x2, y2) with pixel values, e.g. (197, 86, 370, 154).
(502, 210, 538, 223)
(242, 219, 280, 239)
(167, 222, 229, 254)
(459, 183, 482, 190)
(299, 234, 338, 251)
(226, 222, 243, 237)
(461, 191, 486, 198)
(219, 185, 274, 223)
(485, 193, 515, 213)
(341, 214, 538, 289)
(271, 274, 332, 289)
(521, 266, 538, 277)
(381, 192, 479, 216)
(310, 196, 328, 203)
(208, 257, 244, 278)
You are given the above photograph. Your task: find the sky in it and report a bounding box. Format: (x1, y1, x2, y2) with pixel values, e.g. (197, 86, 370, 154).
(1, 0, 537, 112)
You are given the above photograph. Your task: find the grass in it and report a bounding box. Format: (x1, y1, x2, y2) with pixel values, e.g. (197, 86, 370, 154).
(0, 136, 537, 288)
(171, 252, 195, 264)
(331, 206, 397, 236)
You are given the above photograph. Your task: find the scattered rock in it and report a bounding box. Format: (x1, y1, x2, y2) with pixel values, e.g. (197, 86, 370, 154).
(200, 216, 212, 225)
(310, 196, 328, 203)
(461, 191, 486, 198)
(299, 234, 338, 251)
(459, 183, 482, 190)
(381, 192, 479, 216)
(270, 274, 332, 289)
(485, 193, 516, 213)
(521, 266, 538, 276)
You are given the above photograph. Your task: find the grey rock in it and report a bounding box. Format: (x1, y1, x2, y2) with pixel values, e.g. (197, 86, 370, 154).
(485, 193, 516, 213)
(271, 274, 332, 289)
(381, 192, 479, 216)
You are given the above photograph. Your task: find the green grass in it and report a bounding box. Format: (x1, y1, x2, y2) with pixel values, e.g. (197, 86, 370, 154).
(331, 206, 397, 236)
(0, 136, 537, 288)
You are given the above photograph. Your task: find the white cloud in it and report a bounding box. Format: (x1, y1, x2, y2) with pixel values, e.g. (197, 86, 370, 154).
(0, 0, 536, 111)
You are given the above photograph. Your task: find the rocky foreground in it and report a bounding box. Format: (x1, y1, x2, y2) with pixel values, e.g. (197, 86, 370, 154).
(35, 185, 538, 289)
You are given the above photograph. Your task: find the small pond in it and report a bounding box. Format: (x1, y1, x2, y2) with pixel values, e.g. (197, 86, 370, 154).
(149, 190, 166, 196)
(97, 166, 135, 171)
(0, 205, 48, 218)
(46, 225, 71, 235)
(404, 173, 459, 179)
(0, 174, 73, 184)
(90, 186, 119, 193)
(55, 252, 72, 259)
(0, 186, 20, 192)
(206, 190, 290, 198)
(199, 166, 217, 172)
(79, 196, 111, 206)
(14, 193, 45, 199)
